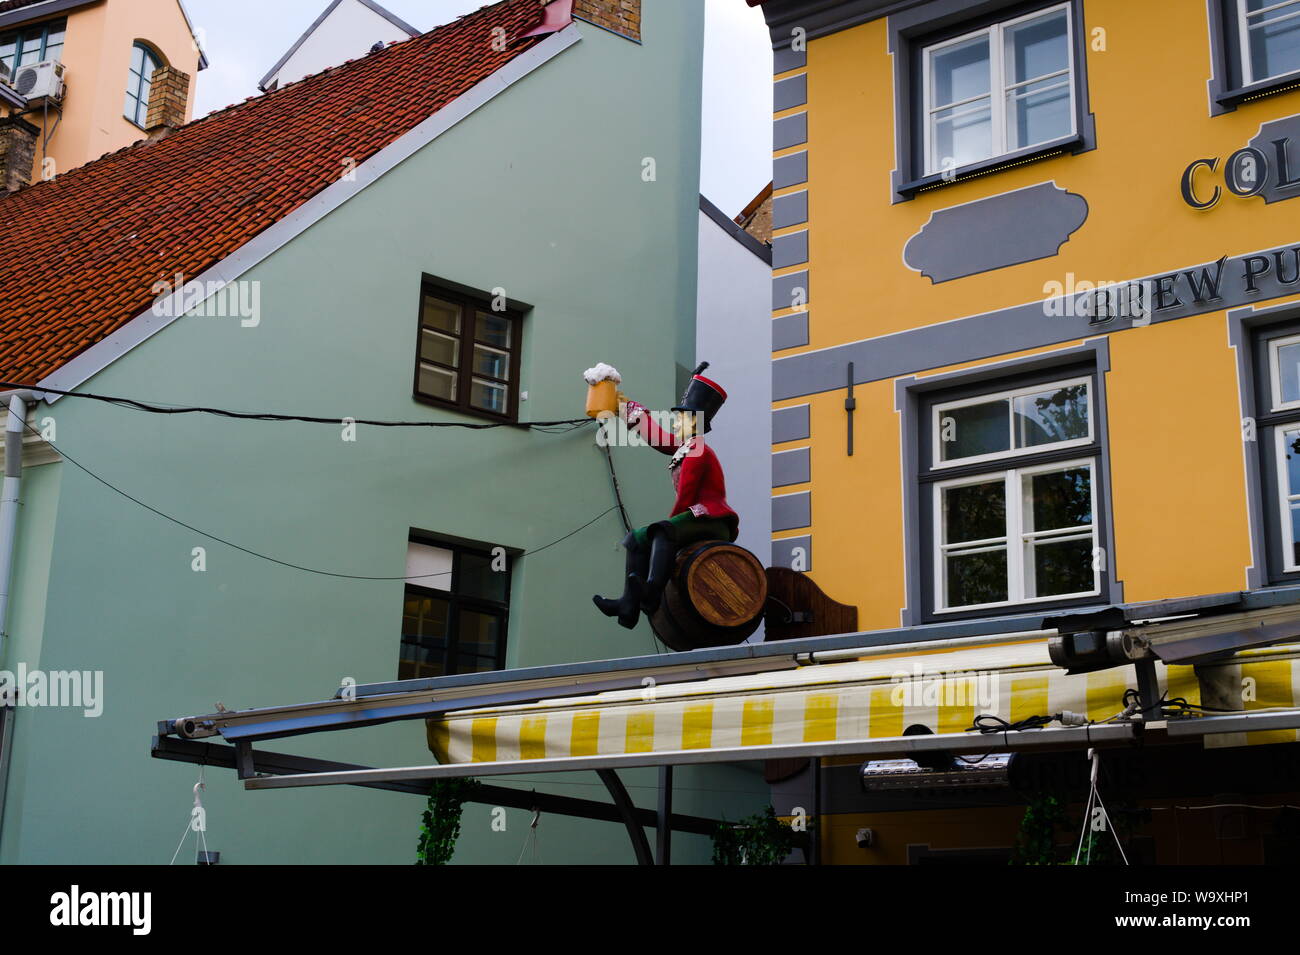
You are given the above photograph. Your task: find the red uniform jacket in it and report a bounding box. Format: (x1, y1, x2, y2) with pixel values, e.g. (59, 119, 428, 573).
(628, 402, 739, 531)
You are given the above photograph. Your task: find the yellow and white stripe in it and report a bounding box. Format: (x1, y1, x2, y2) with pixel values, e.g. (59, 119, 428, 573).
(426, 641, 1300, 763)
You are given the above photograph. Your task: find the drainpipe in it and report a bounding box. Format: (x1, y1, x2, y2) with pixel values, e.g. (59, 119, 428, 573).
(0, 392, 29, 855)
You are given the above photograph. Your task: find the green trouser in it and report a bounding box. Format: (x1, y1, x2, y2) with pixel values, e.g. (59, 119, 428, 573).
(628, 512, 736, 549)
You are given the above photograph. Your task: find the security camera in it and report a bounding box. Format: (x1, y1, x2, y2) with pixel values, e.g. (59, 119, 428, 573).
(855, 828, 874, 849)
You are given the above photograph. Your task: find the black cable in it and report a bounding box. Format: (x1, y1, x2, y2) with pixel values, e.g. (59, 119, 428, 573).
(600, 441, 632, 534)
(22, 420, 619, 581)
(969, 713, 1056, 733)
(0, 380, 594, 431)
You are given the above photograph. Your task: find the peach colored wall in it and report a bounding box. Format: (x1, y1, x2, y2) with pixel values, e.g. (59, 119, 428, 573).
(22, 0, 199, 181)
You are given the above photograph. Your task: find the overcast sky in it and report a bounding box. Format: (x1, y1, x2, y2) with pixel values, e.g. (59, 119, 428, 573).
(185, 0, 773, 217)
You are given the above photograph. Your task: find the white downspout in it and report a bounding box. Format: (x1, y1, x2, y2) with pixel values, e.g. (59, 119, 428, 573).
(0, 393, 28, 855)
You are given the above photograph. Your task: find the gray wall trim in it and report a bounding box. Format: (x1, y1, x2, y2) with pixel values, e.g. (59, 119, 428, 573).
(774, 46, 808, 73)
(699, 193, 773, 264)
(772, 534, 813, 571)
(902, 182, 1087, 284)
(894, 338, 1121, 625)
(774, 151, 808, 189)
(773, 447, 811, 487)
(772, 404, 811, 443)
(773, 490, 812, 531)
(774, 112, 808, 150)
(773, 238, 1300, 402)
(774, 73, 808, 111)
(772, 190, 809, 229)
(760, 0, 927, 49)
(0, 0, 95, 31)
(772, 271, 809, 312)
(773, 312, 810, 351)
(1206, 0, 1233, 116)
(772, 229, 809, 269)
(887, 0, 1098, 202)
(35, 28, 585, 400)
(1225, 300, 1300, 590)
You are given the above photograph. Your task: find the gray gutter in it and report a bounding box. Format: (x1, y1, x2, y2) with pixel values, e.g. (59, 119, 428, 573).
(0, 393, 28, 857)
(258, 0, 420, 91)
(0, 0, 95, 32)
(700, 193, 772, 265)
(0, 81, 26, 110)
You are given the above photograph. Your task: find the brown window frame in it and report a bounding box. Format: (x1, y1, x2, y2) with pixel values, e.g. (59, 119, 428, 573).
(412, 280, 524, 422)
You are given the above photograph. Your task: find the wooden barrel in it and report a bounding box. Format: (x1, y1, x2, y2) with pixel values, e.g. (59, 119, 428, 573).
(648, 541, 767, 652)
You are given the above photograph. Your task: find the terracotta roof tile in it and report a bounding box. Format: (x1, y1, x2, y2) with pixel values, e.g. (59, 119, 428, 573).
(0, 0, 549, 383)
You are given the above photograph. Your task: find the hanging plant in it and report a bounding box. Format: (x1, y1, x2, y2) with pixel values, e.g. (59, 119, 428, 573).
(415, 778, 480, 866)
(712, 806, 805, 865)
(1010, 793, 1068, 865)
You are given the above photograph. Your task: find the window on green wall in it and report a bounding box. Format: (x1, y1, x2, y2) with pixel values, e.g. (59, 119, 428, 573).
(399, 537, 511, 681)
(125, 42, 163, 127)
(0, 17, 66, 75)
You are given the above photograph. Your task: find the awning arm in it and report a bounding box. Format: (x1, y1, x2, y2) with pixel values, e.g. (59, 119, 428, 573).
(241, 722, 1143, 791)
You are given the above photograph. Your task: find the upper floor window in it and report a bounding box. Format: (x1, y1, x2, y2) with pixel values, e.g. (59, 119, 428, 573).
(1237, 0, 1300, 86)
(414, 280, 523, 421)
(1254, 326, 1300, 577)
(923, 371, 1103, 615)
(400, 538, 510, 680)
(125, 42, 162, 127)
(0, 18, 65, 74)
(922, 3, 1076, 176)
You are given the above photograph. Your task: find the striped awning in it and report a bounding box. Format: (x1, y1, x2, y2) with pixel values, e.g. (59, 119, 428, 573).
(427, 639, 1300, 764)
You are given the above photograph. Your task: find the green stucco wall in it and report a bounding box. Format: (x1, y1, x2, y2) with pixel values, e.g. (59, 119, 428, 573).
(0, 7, 767, 865)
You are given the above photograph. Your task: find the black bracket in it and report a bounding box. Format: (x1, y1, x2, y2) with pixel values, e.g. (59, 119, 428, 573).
(845, 362, 856, 456)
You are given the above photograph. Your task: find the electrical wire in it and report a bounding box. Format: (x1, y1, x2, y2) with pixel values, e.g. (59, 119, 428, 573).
(0, 380, 595, 431)
(23, 420, 619, 580)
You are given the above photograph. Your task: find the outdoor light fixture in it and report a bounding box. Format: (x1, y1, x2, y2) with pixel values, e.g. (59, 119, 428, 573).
(859, 754, 1015, 792)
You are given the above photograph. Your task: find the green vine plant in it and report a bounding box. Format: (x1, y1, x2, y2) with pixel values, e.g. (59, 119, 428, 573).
(1011, 792, 1136, 865)
(712, 806, 806, 865)
(416, 778, 481, 866)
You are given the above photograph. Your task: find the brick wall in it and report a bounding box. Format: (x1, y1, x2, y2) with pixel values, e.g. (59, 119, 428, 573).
(573, 0, 640, 41)
(0, 117, 37, 192)
(145, 66, 191, 133)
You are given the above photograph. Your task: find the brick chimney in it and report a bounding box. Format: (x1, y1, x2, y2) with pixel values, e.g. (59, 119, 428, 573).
(145, 66, 191, 140)
(573, 0, 641, 42)
(0, 116, 38, 192)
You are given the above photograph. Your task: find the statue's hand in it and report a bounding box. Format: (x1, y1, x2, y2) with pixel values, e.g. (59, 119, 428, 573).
(622, 398, 647, 427)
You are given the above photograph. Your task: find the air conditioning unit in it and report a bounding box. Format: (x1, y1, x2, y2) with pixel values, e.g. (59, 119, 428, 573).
(13, 60, 66, 104)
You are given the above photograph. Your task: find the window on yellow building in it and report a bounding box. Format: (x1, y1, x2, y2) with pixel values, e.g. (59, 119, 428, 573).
(1237, 0, 1300, 86)
(922, 4, 1076, 176)
(926, 375, 1102, 614)
(1258, 328, 1300, 575)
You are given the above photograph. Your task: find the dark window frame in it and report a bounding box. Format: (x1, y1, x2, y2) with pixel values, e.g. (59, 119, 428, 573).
(412, 278, 525, 423)
(125, 41, 163, 129)
(1250, 317, 1300, 584)
(917, 360, 1112, 622)
(1209, 0, 1300, 113)
(399, 535, 513, 681)
(888, 0, 1096, 201)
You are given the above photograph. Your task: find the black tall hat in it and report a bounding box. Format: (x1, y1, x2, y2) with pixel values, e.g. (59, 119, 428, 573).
(672, 362, 727, 433)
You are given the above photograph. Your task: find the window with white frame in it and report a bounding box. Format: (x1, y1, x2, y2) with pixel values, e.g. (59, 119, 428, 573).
(926, 375, 1101, 614)
(1237, 0, 1300, 86)
(922, 3, 1076, 176)
(1262, 331, 1300, 573)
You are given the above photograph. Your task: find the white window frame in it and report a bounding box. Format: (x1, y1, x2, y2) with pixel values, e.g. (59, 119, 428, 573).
(921, 2, 1077, 177)
(1237, 0, 1300, 85)
(1268, 332, 1300, 412)
(934, 456, 1100, 613)
(931, 374, 1093, 470)
(1273, 425, 1300, 571)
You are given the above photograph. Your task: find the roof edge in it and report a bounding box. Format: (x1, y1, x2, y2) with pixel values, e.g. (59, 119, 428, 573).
(37, 25, 582, 401)
(699, 193, 771, 264)
(258, 0, 421, 92)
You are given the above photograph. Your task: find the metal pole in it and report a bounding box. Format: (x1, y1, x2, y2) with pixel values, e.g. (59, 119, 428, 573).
(656, 765, 673, 865)
(0, 394, 27, 856)
(596, 769, 653, 866)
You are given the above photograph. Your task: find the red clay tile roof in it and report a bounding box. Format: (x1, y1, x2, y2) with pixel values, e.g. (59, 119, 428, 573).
(0, 0, 549, 384)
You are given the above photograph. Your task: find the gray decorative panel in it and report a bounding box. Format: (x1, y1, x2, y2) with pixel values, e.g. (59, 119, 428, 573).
(774, 47, 807, 74)
(772, 490, 811, 531)
(772, 404, 810, 443)
(772, 230, 809, 269)
(772, 271, 808, 311)
(773, 190, 808, 229)
(1246, 114, 1300, 204)
(772, 535, 812, 572)
(774, 150, 808, 189)
(774, 73, 808, 111)
(902, 181, 1088, 284)
(774, 112, 808, 150)
(773, 447, 811, 487)
(773, 312, 809, 351)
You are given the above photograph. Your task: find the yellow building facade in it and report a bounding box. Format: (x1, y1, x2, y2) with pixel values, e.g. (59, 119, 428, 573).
(756, 0, 1300, 863)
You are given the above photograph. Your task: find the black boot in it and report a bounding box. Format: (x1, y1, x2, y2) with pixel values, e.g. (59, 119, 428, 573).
(593, 538, 649, 629)
(640, 531, 677, 615)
